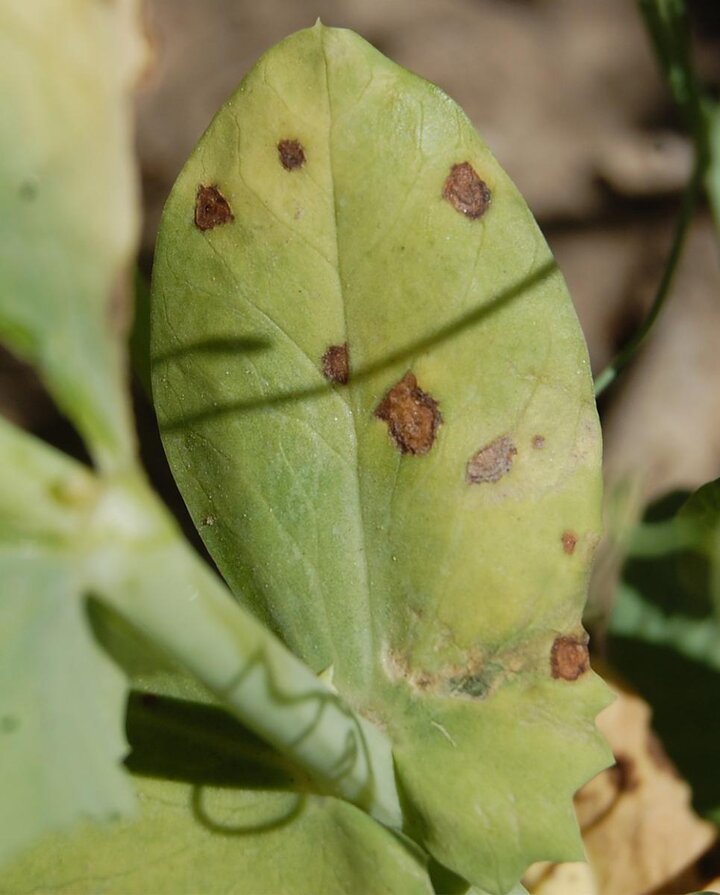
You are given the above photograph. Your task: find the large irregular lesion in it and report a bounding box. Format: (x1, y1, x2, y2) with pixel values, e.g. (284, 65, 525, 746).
(374, 371, 442, 455)
(382, 626, 593, 701)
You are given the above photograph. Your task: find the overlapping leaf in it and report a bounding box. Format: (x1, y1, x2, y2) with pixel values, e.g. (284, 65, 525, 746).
(0, 419, 134, 867)
(0, 681, 434, 895)
(0, 0, 145, 865)
(152, 24, 611, 893)
(0, 0, 144, 470)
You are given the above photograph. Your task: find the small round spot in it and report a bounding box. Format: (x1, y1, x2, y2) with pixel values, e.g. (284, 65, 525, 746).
(562, 531, 578, 554)
(442, 162, 492, 219)
(278, 139, 306, 171)
(194, 185, 234, 231)
(322, 344, 349, 384)
(467, 436, 516, 484)
(532, 435, 546, 449)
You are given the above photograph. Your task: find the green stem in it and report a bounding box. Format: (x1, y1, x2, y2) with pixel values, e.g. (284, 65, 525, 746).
(595, 0, 710, 398)
(88, 472, 403, 829)
(594, 161, 703, 398)
(0, 414, 402, 830)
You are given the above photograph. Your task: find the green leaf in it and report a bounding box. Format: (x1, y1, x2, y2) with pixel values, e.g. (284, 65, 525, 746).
(0, 783, 433, 895)
(0, 422, 133, 868)
(609, 489, 720, 824)
(0, 688, 434, 895)
(0, 1, 144, 471)
(678, 478, 720, 616)
(151, 24, 611, 893)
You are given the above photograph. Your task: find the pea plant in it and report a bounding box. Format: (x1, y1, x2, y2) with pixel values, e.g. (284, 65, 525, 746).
(0, 2, 717, 894)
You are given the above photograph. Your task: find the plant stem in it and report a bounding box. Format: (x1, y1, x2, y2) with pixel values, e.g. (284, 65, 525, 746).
(88, 472, 403, 829)
(0, 415, 403, 831)
(594, 0, 710, 398)
(593, 161, 703, 398)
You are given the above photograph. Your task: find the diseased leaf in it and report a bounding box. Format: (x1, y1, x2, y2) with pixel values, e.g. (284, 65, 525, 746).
(0, 0, 144, 470)
(152, 24, 611, 892)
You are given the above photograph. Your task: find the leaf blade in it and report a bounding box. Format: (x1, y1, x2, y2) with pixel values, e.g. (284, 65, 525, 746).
(151, 24, 611, 892)
(0, 0, 144, 470)
(0, 552, 134, 867)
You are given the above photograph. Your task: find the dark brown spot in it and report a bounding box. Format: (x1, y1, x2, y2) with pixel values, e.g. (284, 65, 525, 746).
(550, 634, 590, 681)
(278, 139, 306, 171)
(442, 162, 492, 219)
(322, 344, 349, 384)
(562, 530, 578, 554)
(466, 435, 516, 484)
(609, 753, 639, 793)
(375, 372, 441, 455)
(532, 434, 546, 449)
(194, 185, 234, 231)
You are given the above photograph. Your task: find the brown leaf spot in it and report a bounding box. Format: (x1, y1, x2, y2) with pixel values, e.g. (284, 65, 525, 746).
(375, 372, 441, 455)
(562, 530, 578, 554)
(466, 435, 516, 484)
(443, 162, 492, 219)
(322, 344, 349, 384)
(532, 434, 546, 449)
(551, 634, 590, 680)
(278, 139, 306, 171)
(194, 185, 234, 231)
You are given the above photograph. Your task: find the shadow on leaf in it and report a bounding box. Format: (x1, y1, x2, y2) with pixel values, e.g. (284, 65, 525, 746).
(158, 261, 556, 430)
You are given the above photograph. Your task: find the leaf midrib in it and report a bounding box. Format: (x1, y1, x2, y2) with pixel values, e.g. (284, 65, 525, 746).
(321, 31, 377, 695)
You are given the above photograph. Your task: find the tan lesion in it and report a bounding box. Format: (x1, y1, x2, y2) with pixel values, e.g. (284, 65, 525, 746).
(375, 371, 442, 455)
(442, 162, 492, 219)
(466, 435, 517, 484)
